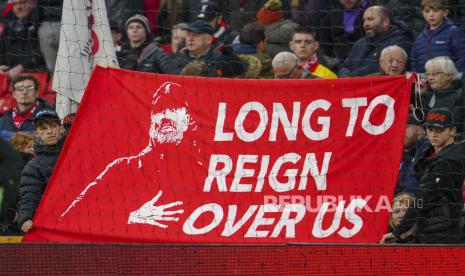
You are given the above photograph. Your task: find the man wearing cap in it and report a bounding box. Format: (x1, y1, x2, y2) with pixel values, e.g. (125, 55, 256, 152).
(175, 20, 244, 77)
(18, 109, 64, 233)
(117, 14, 179, 75)
(0, 75, 53, 141)
(381, 108, 465, 244)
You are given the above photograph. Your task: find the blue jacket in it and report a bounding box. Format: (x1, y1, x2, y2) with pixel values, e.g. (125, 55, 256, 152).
(338, 24, 413, 77)
(411, 18, 465, 73)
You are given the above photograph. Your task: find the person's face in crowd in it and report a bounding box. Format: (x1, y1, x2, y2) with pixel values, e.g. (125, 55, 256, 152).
(12, 0, 35, 19)
(422, 6, 448, 30)
(23, 139, 35, 154)
(425, 66, 453, 91)
(186, 32, 212, 56)
(150, 107, 190, 145)
(13, 79, 38, 107)
(171, 28, 188, 53)
(426, 125, 456, 151)
(339, 0, 361, 9)
(127, 22, 147, 45)
(274, 63, 303, 79)
(391, 200, 409, 227)
(35, 122, 62, 145)
(379, 48, 407, 75)
(404, 124, 422, 150)
(289, 33, 319, 63)
(363, 7, 389, 37)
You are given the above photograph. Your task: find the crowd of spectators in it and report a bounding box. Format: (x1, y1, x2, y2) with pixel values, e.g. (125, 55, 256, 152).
(0, 0, 465, 244)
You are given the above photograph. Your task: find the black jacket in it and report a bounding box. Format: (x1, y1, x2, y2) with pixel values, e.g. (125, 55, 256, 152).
(393, 142, 465, 244)
(117, 42, 179, 75)
(0, 12, 46, 71)
(37, 0, 63, 22)
(422, 84, 465, 133)
(0, 138, 23, 234)
(338, 23, 413, 77)
(17, 138, 63, 228)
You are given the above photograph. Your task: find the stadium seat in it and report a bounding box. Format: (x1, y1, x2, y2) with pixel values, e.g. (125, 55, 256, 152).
(0, 74, 9, 97)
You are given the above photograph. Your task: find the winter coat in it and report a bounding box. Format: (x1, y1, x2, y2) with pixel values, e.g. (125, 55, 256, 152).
(175, 46, 244, 77)
(338, 24, 413, 77)
(0, 138, 23, 233)
(264, 19, 299, 58)
(393, 142, 465, 244)
(421, 84, 465, 133)
(0, 12, 46, 71)
(17, 139, 63, 228)
(0, 99, 53, 141)
(117, 42, 179, 75)
(37, 0, 62, 22)
(105, 0, 144, 29)
(411, 18, 465, 73)
(232, 43, 273, 78)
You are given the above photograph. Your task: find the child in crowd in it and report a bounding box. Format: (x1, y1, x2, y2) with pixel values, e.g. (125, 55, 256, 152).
(410, 0, 465, 72)
(17, 109, 64, 233)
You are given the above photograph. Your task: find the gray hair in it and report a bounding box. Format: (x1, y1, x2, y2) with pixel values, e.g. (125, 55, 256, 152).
(425, 56, 457, 78)
(380, 45, 407, 60)
(272, 52, 299, 70)
(172, 22, 189, 33)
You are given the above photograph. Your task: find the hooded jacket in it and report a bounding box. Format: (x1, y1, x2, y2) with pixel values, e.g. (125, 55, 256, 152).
(338, 23, 413, 77)
(393, 141, 465, 244)
(17, 138, 64, 228)
(411, 18, 465, 73)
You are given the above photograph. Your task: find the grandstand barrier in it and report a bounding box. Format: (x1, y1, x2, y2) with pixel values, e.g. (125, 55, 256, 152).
(1, 244, 465, 275)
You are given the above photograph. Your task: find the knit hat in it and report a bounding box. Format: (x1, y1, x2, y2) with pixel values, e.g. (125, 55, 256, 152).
(125, 14, 152, 38)
(256, 0, 283, 25)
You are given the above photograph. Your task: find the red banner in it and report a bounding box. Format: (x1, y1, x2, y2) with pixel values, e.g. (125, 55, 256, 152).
(25, 67, 413, 243)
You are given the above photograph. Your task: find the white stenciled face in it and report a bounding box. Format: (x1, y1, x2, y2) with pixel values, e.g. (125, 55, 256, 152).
(150, 107, 190, 145)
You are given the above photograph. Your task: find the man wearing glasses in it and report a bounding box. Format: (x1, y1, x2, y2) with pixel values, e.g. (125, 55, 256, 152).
(0, 75, 53, 140)
(271, 52, 304, 79)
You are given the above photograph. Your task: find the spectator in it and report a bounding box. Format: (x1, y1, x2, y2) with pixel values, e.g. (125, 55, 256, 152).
(161, 22, 188, 55)
(410, 0, 465, 73)
(117, 15, 179, 74)
(0, 75, 53, 140)
(105, 0, 144, 32)
(377, 45, 408, 75)
(422, 56, 465, 132)
(232, 22, 273, 78)
(18, 109, 64, 233)
(256, 0, 299, 57)
(177, 0, 225, 24)
(0, 137, 23, 235)
(37, 0, 62, 73)
(381, 108, 465, 244)
(387, 192, 416, 243)
(10, 131, 35, 163)
(180, 60, 210, 76)
(175, 20, 244, 77)
(338, 5, 413, 77)
(0, 0, 46, 78)
(289, 26, 336, 78)
(395, 114, 428, 194)
(272, 51, 304, 79)
(224, 0, 292, 32)
(196, 1, 238, 52)
(153, 0, 183, 42)
(319, 0, 371, 64)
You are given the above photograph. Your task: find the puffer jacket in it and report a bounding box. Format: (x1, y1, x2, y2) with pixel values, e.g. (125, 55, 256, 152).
(17, 138, 63, 228)
(338, 23, 413, 77)
(411, 18, 465, 73)
(393, 142, 465, 244)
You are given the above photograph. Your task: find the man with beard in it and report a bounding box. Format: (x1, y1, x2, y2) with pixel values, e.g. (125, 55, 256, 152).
(59, 82, 193, 235)
(338, 5, 413, 77)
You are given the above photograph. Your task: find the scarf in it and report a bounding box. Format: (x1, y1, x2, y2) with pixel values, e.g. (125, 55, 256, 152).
(301, 54, 320, 73)
(12, 102, 38, 129)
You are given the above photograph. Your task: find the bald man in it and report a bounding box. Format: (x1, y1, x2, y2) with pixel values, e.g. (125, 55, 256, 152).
(272, 52, 304, 79)
(338, 5, 413, 77)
